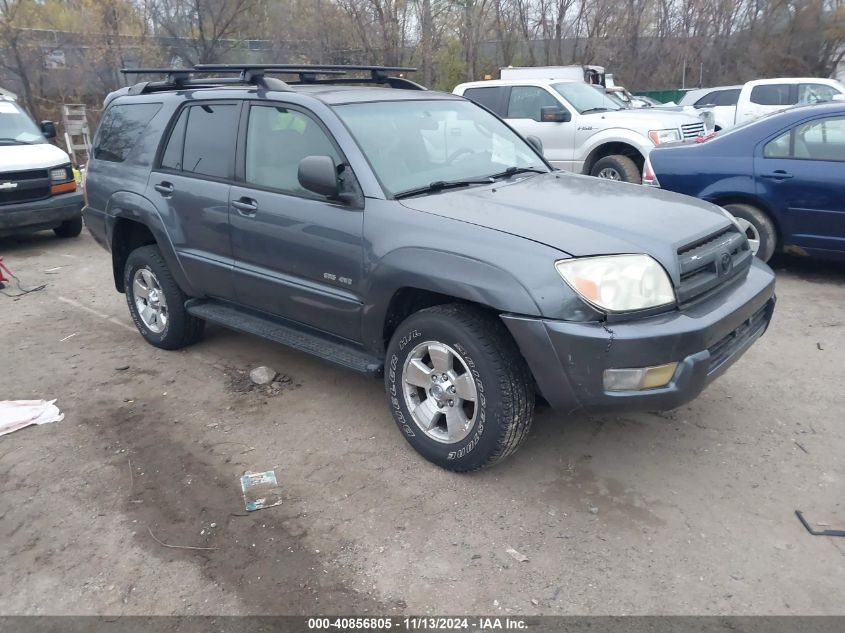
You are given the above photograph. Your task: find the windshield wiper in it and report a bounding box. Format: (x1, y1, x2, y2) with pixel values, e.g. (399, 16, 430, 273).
(487, 166, 547, 180)
(394, 178, 493, 199)
(581, 107, 609, 114)
(0, 137, 31, 145)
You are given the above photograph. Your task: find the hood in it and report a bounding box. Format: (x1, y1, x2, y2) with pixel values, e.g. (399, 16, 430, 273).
(585, 108, 702, 129)
(399, 172, 731, 282)
(0, 143, 71, 172)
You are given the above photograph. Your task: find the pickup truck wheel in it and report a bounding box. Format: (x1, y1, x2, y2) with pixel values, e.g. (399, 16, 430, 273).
(124, 245, 205, 350)
(590, 155, 641, 184)
(385, 304, 535, 472)
(54, 217, 82, 238)
(722, 203, 777, 262)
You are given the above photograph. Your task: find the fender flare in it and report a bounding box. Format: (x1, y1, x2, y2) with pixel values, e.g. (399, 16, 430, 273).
(577, 129, 651, 173)
(105, 191, 197, 296)
(361, 247, 541, 354)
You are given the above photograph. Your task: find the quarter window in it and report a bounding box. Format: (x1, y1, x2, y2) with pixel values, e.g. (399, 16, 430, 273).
(245, 105, 342, 197)
(94, 103, 161, 162)
(160, 108, 188, 170)
(507, 86, 559, 121)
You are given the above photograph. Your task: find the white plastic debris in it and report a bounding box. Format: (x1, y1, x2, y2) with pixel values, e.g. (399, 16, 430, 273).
(0, 400, 64, 437)
(240, 470, 283, 512)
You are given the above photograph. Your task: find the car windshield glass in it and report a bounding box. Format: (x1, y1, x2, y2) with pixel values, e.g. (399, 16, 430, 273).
(552, 82, 624, 113)
(0, 101, 45, 144)
(334, 99, 547, 196)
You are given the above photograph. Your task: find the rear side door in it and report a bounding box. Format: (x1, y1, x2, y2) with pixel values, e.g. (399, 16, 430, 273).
(503, 85, 575, 168)
(228, 102, 365, 341)
(736, 83, 795, 125)
(146, 101, 241, 299)
(755, 114, 845, 254)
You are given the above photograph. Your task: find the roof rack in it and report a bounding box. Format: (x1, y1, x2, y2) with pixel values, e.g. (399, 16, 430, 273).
(119, 64, 424, 95)
(195, 64, 423, 90)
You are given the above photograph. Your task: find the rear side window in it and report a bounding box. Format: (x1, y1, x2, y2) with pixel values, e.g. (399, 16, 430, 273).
(507, 86, 559, 121)
(159, 104, 239, 179)
(750, 84, 794, 106)
(763, 116, 845, 161)
(94, 103, 161, 162)
(463, 87, 505, 115)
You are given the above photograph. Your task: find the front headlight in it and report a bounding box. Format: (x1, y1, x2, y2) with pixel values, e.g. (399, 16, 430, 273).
(648, 128, 681, 145)
(555, 254, 676, 313)
(50, 164, 73, 183)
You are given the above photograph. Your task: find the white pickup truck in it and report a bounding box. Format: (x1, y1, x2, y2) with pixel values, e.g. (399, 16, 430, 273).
(678, 77, 845, 131)
(454, 76, 708, 183)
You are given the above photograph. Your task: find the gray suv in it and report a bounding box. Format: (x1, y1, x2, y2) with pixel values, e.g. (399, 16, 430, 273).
(84, 65, 776, 472)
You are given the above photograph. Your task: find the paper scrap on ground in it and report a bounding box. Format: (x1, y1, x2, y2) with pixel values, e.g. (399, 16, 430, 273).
(0, 400, 64, 437)
(240, 470, 283, 512)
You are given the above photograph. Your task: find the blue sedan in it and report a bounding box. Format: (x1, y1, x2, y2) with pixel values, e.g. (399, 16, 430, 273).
(644, 102, 845, 262)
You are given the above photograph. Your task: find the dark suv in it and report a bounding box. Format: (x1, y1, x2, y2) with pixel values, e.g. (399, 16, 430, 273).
(84, 65, 776, 472)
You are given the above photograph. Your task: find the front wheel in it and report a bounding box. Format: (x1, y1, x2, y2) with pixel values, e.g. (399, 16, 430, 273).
(384, 304, 535, 472)
(54, 216, 82, 238)
(590, 154, 641, 183)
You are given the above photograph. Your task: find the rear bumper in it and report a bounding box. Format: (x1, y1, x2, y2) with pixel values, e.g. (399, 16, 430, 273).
(0, 192, 83, 236)
(502, 259, 776, 413)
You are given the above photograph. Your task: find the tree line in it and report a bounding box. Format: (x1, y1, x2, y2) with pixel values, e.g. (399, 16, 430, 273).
(1, 0, 843, 122)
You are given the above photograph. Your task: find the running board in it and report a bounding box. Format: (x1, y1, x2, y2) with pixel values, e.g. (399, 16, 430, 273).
(185, 300, 383, 376)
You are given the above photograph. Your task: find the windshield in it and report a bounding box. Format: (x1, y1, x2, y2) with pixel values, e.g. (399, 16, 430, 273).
(334, 100, 547, 196)
(552, 82, 624, 114)
(0, 101, 45, 144)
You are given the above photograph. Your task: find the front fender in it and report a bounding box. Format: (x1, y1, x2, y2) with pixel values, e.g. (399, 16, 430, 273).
(361, 247, 541, 354)
(577, 129, 652, 168)
(106, 191, 197, 296)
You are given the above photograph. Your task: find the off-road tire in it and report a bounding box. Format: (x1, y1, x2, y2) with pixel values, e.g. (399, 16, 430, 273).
(590, 154, 641, 183)
(124, 245, 205, 350)
(384, 304, 535, 472)
(54, 216, 83, 238)
(722, 203, 777, 262)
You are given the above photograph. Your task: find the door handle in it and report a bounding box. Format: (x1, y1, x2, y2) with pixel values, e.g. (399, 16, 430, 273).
(232, 197, 258, 215)
(154, 181, 174, 196)
(760, 170, 793, 180)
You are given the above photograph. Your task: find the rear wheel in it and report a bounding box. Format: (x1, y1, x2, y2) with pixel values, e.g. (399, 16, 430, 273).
(54, 217, 82, 238)
(384, 304, 535, 472)
(590, 154, 641, 184)
(124, 245, 205, 350)
(722, 203, 777, 262)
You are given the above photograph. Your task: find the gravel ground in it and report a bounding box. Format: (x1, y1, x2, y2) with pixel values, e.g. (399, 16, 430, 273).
(1, 229, 843, 616)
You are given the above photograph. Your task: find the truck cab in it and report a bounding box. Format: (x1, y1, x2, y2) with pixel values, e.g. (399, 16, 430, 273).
(454, 75, 708, 184)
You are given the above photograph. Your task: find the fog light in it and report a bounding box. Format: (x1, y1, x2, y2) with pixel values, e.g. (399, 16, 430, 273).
(603, 362, 678, 392)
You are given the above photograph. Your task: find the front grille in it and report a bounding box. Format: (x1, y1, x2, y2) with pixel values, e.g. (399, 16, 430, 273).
(677, 227, 753, 305)
(681, 121, 706, 139)
(0, 168, 50, 205)
(708, 303, 771, 373)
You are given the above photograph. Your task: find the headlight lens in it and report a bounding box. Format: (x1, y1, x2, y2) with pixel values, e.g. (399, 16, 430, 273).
(648, 128, 681, 145)
(555, 254, 676, 313)
(50, 165, 73, 182)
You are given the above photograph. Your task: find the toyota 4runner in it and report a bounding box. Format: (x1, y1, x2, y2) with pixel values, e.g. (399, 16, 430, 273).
(83, 65, 776, 472)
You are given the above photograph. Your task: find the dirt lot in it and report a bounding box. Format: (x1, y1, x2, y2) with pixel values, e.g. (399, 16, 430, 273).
(1, 229, 843, 616)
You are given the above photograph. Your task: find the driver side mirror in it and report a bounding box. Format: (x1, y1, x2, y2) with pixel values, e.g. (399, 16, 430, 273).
(298, 155, 339, 199)
(540, 106, 571, 123)
(41, 120, 57, 139)
(525, 135, 543, 155)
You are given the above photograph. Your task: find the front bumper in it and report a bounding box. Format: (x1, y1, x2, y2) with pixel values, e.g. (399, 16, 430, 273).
(0, 192, 83, 237)
(502, 259, 776, 413)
